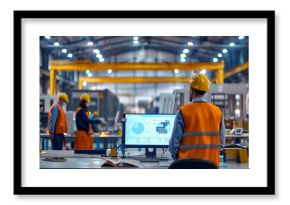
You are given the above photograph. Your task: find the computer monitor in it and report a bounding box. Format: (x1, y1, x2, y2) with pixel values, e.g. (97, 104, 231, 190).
(122, 114, 176, 157)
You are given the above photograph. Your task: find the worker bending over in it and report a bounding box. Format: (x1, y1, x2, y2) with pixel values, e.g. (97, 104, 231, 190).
(89, 111, 108, 132)
(47, 93, 69, 150)
(75, 93, 101, 150)
(169, 73, 225, 168)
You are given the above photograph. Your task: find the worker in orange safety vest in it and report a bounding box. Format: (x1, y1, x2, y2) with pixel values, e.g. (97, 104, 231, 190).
(47, 93, 69, 150)
(169, 73, 225, 168)
(75, 93, 101, 150)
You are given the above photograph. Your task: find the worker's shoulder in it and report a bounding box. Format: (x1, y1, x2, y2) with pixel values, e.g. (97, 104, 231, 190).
(207, 102, 223, 112)
(179, 102, 193, 110)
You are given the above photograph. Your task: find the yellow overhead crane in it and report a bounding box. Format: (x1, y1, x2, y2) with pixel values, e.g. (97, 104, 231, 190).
(78, 76, 193, 89)
(49, 60, 225, 96)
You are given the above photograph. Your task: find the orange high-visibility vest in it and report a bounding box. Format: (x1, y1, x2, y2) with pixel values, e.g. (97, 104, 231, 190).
(74, 107, 93, 150)
(179, 102, 222, 168)
(47, 103, 68, 134)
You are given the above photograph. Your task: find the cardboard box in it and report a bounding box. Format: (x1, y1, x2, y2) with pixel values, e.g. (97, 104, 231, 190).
(224, 148, 248, 163)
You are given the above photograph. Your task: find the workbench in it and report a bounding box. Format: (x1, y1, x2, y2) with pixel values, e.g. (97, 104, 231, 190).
(39, 150, 248, 169)
(40, 133, 122, 150)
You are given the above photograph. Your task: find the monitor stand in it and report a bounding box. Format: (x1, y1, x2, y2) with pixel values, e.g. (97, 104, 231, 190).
(145, 147, 157, 158)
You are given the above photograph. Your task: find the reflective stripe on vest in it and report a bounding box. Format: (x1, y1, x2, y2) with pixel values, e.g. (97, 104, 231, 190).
(182, 131, 220, 137)
(180, 144, 220, 150)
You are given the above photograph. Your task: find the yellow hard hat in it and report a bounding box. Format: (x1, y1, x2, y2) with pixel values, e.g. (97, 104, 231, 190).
(58, 93, 69, 103)
(189, 73, 210, 92)
(93, 111, 99, 117)
(80, 93, 91, 103)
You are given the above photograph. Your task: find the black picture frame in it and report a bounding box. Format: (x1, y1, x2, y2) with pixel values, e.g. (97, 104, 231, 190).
(14, 10, 275, 195)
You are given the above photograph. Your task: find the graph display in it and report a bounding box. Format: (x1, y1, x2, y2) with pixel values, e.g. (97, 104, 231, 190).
(125, 114, 176, 146)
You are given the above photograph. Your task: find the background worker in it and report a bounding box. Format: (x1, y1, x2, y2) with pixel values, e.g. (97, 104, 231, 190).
(169, 73, 225, 168)
(89, 111, 108, 132)
(47, 93, 69, 150)
(75, 93, 101, 150)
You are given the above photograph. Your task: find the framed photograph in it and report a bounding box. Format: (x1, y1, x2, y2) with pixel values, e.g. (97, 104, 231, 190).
(14, 10, 275, 195)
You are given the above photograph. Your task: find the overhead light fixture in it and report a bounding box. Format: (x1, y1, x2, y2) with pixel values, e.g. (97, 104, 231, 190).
(213, 58, 218, 62)
(183, 48, 189, 54)
(54, 42, 60, 46)
(107, 69, 113, 74)
(174, 69, 179, 74)
(83, 81, 87, 86)
(180, 53, 186, 58)
(67, 53, 73, 58)
(200, 69, 207, 74)
(222, 48, 228, 54)
(133, 36, 139, 41)
(99, 58, 104, 62)
(217, 53, 222, 57)
(229, 42, 235, 47)
(133, 40, 139, 45)
(238, 36, 245, 40)
(96, 54, 103, 58)
(87, 41, 93, 46)
(44, 36, 51, 39)
(86, 70, 90, 74)
(93, 49, 100, 54)
(180, 58, 186, 62)
(88, 73, 92, 77)
(187, 42, 193, 46)
(61, 49, 67, 53)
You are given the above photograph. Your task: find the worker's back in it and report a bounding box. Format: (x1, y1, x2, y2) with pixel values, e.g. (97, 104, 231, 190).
(179, 101, 222, 167)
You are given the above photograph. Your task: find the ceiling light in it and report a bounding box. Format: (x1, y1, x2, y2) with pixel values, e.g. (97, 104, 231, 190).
(222, 49, 228, 54)
(217, 53, 222, 57)
(61, 49, 67, 53)
(54, 42, 59, 46)
(107, 69, 113, 74)
(213, 58, 218, 62)
(180, 53, 186, 58)
(86, 70, 90, 74)
(180, 58, 186, 62)
(67, 53, 73, 58)
(200, 69, 207, 74)
(229, 42, 235, 47)
(99, 58, 104, 62)
(133, 40, 139, 45)
(183, 48, 189, 54)
(87, 41, 93, 46)
(83, 81, 87, 86)
(88, 73, 92, 77)
(93, 49, 100, 54)
(174, 69, 179, 74)
(96, 54, 103, 58)
(44, 36, 51, 39)
(187, 42, 193, 46)
(133, 36, 139, 41)
(239, 36, 245, 40)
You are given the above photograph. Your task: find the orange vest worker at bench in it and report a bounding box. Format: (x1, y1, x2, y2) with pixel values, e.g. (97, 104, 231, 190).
(75, 93, 102, 150)
(47, 93, 69, 150)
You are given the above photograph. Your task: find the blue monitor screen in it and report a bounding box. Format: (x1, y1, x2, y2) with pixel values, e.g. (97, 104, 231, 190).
(124, 114, 176, 147)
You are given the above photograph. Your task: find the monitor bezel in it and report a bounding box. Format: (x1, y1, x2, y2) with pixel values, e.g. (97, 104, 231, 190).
(122, 113, 176, 148)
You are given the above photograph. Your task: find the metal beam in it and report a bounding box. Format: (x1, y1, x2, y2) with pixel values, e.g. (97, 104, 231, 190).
(50, 60, 224, 71)
(224, 62, 249, 78)
(49, 60, 224, 95)
(78, 76, 192, 89)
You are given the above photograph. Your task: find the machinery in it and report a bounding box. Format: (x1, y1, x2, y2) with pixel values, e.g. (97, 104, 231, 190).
(67, 89, 121, 126)
(205, 83, 248, 119)
(159, 88, 190, 114)
(40, 94, 58, 112)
